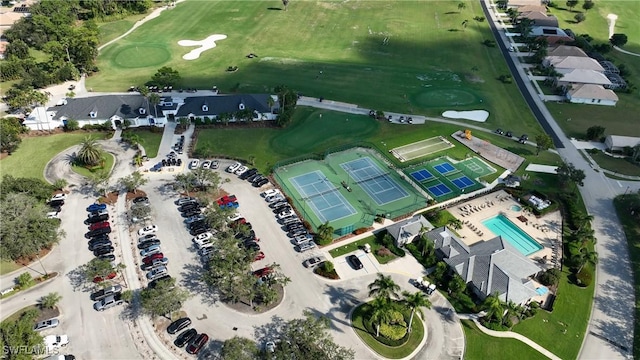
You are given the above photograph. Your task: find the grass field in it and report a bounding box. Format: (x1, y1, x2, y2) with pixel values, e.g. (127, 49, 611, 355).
(613, 194, 640, 359)
(462, 320, 546, 360)
(590, 152, 640, 176)
(90, 0, 541, 135)
(0, 260, 21, 276)
(71, 153, 115, 178)
(97, 13, 147, 46)
(546, 2, 640, 138)
(123, 128, 163, 158)
(0, 133, 106, 181)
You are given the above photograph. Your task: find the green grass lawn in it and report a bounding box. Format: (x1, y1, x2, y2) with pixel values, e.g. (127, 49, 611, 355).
(351, 302, 424, 359)
(0, 260, 21, 276)
(89, 0, 541, 135)
(195, 107, 561, 174)
(71, 153, 115, 178)
(328, 235, 398, 264)
(512, 270, 594, 360)
(97, 13, 147, 46)
(589, 151, 640, 176)
(124, 128, 163, 158)
(462, 320, 546, 360)
(546, 2, 640, 138)
(0, 132, 106, 181)
(613, 194, 640, 359)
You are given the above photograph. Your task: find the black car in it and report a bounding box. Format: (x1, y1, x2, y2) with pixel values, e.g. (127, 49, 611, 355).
(98, 254, 116, 262)
(235, 230, 255, 240)
(50, 205, 63, 213)
(49, 199, 65, 207)
(86, 227, 111, 238)
(182, 209, 202, 218)
(254, 178, 269, 187)
(174, 328, 197, 347)
(85, 213, 109, 224)
(167, 317, 192, 335)
(347, 255, 364, 270)
(132, 196, 149, 204)
(190, 226, 210, 236)
(246, 173, 261, 182)
(88, 234, 110, 244)
(89, 240, 112, 251)
(286, 224, 305, 232)
(137, 239, 161, 249)
(187, 220, 207, 229)
(273, 205, 291, 214)
(282, 217, 300, 226)
(179, 203, 199, 212)
(251, 175, 265, 184)
(93, 246, 115, 257)
(505, 131, 513, 137)
(239, 168, 257, 180)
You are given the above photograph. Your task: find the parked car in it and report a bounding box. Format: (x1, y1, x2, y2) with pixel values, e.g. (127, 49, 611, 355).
(44, 335, 69, 352)
(137, 239, 161, 250)
(234, 166, 248, 176)
(289, 229, 308, 238)
(495, 128, 504, 135)
(261, 189, 281, 198)
(185, 214, 206, 224)
(190, 226, 211, 236)
(93, 294, 124, 311)
(189, 159, 200, 169)
(85, 213, 109, 224)
(240, 168, 257, 179)
(192, 232, 213, 243)
(179, 202, 200, 212)
(89, 221, 110, 231)
(132, 196, 149, 205)
(254, 178, 269, 187)
(89, 240, 113, 251)
(186, 333, 209, 355)
(265, 194, 284, 203)
(293, 234, 313, 245)
(216, 195, 237, 206)
(219, 201, 239, 209)
(49, 199, 65, 208)
(303, 256, 324, 268)
(269, 200, 288, 209)
(175, 197, 196, 206)
(141, 257, 169, 271)
(227, 162, 241, 173)
(88, 209, 108, 218)
(198, 246, 216, 257)
(92, 272, 116, 283)
(253, 267, 272, 277)
(142, 253, 164, 264)
(277, 210, 295, 219)
(86, 227, 111, 238)
(187, 220, 207, 230)
(97, 254, 116, 262)
(88, 236, 110, 247)
(174, 329, 197, 348)
(167, 317, 192, 335)
(347, 254, 364, 269)
(251, 175, 265, 185)
(297, 241, 316, 253)
(253, 251, 266, 262)
(140, 244, 161, 257)
(93, 245, 114, 256)
(33, 318, 59, 332)
(86, 203, 107, 212)
(201, 160, 211, 169)
(282, 217, 300, 226)
(505, 131, 513, 137)
(227, 212, 242, 221)
(181, 209, 202, 218)
(211, 160, 219, 169)
(137, 225, 158, 236)
(148, 275, 172, 289)
(90, 285, 123, 301)
(50, 193, 67, 201)
(146, 266, 168, 280)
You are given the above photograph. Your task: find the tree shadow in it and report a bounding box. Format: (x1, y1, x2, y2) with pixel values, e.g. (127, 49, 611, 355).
(444, 11, 459, 15)
(198, 338, 224, 360)
(267, 7, 282, 11)
(118, 289, 144, 321)
(253, 314, 285, 343)
(66, 266, 92, 292)
(433, 305, 457, 323)
(448, 29, 461, 32)
(180, 263, 219, 306)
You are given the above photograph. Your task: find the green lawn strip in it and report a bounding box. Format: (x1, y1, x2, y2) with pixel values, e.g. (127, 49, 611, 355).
(613, 195, 640, 359)
(0, 132, 106, 181)
(603, 172, 637, 181)
(88, 0, 541, 135)
(590, 152, 640, 176)
(462, 320, 546, 360)
(328, 235, 398, 264)
(124, 128, 163, 158)
(351, 303, 424, 359)
(97, 13, 147, 46)
(71, 153, 115, 178)
(0, 260, 21, 276)
(2, 305, 39, 323)
(512, 270, 594, 360)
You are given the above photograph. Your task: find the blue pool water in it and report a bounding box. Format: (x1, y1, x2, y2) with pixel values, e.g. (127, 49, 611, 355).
(482, 214, 542, 256)
(510, 205, 522, 212)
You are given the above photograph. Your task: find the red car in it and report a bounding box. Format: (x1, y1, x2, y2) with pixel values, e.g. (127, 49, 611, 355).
(186, 333, 209, 355)
(93, 272, 116, 283)
(229, 218, 246, 227)
(253, 252, 265, 262)
(216, 195, 237, 206)
(89, 221, 110, 231)
(253, 266, 272, 277)
(142, 253, 164, 264)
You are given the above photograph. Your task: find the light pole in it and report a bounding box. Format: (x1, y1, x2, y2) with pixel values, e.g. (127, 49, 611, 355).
(622, 186, 630, 199)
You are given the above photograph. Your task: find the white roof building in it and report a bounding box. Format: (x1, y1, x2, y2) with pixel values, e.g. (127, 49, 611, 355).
(557, 69, 612, 86)
(544, 56, 605, 73)
(567, 84, 618, 106)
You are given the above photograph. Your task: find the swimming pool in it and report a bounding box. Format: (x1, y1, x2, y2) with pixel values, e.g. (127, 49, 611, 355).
(482, 214, 542, 256)
(510, 205, 522, 212)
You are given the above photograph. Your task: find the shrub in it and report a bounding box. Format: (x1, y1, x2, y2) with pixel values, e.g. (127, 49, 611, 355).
(379, 322, 407, 341)
(539, 268, 561, 286)
(322, 261, 335, 272)
(575, 268, 593, 287)
(315, 235, 333, 246)
(474, 16, 485, 22)
(353, 227, 368, 235)
(377, 247, 393, 257)
(64, 119, 79, 132)
(15, 273, 34, 289)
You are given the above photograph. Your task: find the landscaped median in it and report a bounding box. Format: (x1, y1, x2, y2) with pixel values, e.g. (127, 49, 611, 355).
(328, 231, 405, 265)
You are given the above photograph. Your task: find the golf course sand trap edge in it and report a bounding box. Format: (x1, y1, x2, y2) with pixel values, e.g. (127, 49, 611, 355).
(178, 34, 227, 60)
(442, 110, 489, 122)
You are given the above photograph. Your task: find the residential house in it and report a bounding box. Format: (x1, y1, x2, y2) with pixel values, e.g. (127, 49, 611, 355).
(424, 226, 541, 305)
(556, 69, 612, 87)
(385, 215, 433, 247)
(547, 45, 588, 58)
(566, 84, 618, 106)
(519, 10, 558, 27)
(604, 135, 640, 152)
(543, 56, 605, 73)
(175, 94, 278, 122)
(530, 26, 574, 45)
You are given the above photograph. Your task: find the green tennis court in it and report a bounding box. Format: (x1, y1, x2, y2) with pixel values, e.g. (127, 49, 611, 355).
(273, 147, 427, 236)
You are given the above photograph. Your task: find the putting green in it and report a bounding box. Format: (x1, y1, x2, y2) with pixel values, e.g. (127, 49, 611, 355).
(412, 88, 479, 108)
(112, 44, 171, 68)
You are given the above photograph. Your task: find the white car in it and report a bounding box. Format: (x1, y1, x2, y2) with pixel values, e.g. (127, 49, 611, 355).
(261, 189, 281, 198)
(146, 266, 168, 280)
(227, 162, 241, 173)
(265, 194, 285, 203)
(46, 211, 59, 219)
(211, 160, 220, 169)
(201, 160, 211, 169)
(265, 340, 276, 353)
(137, 225, 158, 236)
(192, 232, 213, 244)
(235, 165, 248, 175)
(189, 159, 200, 169)
(50, 193, 67, 201)
(44, 335, 68, 352)
(196, 240, 214, 250)
(227, 212, 242, 222)
(277, 209, 295, 219)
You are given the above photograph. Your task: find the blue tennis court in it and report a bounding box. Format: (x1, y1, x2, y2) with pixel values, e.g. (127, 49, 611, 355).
(410, 169, 434, 182)
(433, 162, 456, 175)
(427, 183, 452, 197)
(290, 171, 357, 223)
(450, 176, 475, 189)
(340, 157, 409, 205)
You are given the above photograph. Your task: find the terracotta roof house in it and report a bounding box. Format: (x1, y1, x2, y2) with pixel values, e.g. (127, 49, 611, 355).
(543, 56, 605, 73)
(519, 11, 558, 27)
(386, 215, 433, 247)
(566, 84, 618, 106)
(424, 227, 542, 305)
(175, 94, 278, 121)
(605, 135, 640, 152)
(547, 45, 588, 58)
(556, 69, 612, 87)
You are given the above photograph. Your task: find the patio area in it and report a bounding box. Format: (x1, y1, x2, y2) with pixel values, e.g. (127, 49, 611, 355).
(448, 190, 562, 270)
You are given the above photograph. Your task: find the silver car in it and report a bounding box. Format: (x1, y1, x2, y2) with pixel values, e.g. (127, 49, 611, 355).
(297, 241, 316, 253)
(33, 318, 59, 332)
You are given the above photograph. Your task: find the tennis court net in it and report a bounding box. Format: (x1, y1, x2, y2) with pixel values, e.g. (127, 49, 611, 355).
(303, 187, 339, 200)
(354, 172, 389, 184)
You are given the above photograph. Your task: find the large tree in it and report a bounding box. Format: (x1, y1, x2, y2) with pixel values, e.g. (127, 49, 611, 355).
(556, 162, 586, 187)
(314, 221, 334, 245)
(79, 258, 124, 286)
(190, 168, 221, 192)
(150, 66, 181, 87)
(401, 291, 431, 332)
(535, 133, 553, 155)
(586, 125, 605, 140)
(610, 33, 628, 47)
(0, 175, 53, 203)
(88, 169, 111, 197)
(0, 308, 43, 360)
(77, 136, 104, 166)
(118, 171, 148, 194)
(566, 0, 579, 11)
(368, 273, 401, 302)
(0, 117, 27, 153)
(140, 277, 191, 319)
(369, 296, 394, 337)
(220, 336, 259, 360)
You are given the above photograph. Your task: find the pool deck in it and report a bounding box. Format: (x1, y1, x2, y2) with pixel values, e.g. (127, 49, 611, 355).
(448, 190, 562, 271)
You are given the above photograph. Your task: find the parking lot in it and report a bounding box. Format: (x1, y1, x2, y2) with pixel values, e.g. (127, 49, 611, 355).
(332, 252, 381, 281)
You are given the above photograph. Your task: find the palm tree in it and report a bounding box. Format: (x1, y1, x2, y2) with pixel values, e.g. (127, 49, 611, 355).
(267, 96, 275, 113)
(148, 92, 161, 118)
(574, 213, 594, 232)
(77, 136, 103, 166)
(482, 292, 504, 323)
(576, 247, 598, 273)
(315, 221, 334, 244)
(502, 300, 520, 327)
(39, 292, 62, 309)
(401, 291, 431, 332)
(89, 169, 111, 197)
(368, 273, 401, 301)
(369, 297, 394, 337)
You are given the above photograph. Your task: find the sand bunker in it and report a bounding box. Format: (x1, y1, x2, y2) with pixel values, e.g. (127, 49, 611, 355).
(178, 34, 227, 60)
(442, 110, 489, 122)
